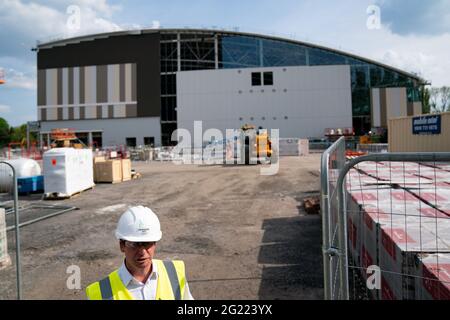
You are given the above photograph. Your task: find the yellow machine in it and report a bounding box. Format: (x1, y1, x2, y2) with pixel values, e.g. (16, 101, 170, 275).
(359, 134, 371, 144)
(240, 124, 272, 164)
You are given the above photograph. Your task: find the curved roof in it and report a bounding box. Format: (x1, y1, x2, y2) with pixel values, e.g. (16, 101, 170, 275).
(35, 28, 423, 83)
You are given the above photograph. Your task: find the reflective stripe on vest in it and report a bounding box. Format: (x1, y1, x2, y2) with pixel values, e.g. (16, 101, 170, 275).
(163, 260, 181, 300)
(99, 276, 113, 300)
(86, 259, 186, 300)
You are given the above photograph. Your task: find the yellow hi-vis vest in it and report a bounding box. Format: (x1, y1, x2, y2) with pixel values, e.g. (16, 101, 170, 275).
(86, 259, 186, 300)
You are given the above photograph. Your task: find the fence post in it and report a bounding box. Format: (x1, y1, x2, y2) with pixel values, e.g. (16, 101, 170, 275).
(0, 161, 22, 299)
(321, 150, 331, 300)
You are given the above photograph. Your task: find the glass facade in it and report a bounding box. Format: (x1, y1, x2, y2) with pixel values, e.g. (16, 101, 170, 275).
(158, 31, 421, 142)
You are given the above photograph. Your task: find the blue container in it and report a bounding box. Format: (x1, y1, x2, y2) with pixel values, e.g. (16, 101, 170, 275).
(17, 175, 44, 194)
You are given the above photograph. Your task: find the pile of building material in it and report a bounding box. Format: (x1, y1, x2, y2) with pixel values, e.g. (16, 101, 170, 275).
(154, 147, 175, 161)
(43, 148, 94, 199)
(303, 196, 320, 214)
(129, 148, 155, 161)
(346, 161, 450, 300)
(93, 157, 132, 184)
(278, 138, 309, 156)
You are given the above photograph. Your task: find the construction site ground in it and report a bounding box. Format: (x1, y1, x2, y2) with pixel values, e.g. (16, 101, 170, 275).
(0, 154, 323, 300)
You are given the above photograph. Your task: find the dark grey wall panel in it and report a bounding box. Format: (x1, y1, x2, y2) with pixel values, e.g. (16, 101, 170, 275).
(80, 106, 85, 119)
(37, 69, 46, 106)
(97, 65, 108, 103)
(68, 68, 74, 104)
(126, 104, 137, 117)
(68, 107, 74, 120)
(97, 105, 103, 119)
(41, 108, 47, 121)
(108, 105, 114, 118)
(57, 69, 63, 105)
(38, 33, 161, 117)
(79, 67, 85, 104)
(119, 64, 125, 102)
(57, 107, 63, 120)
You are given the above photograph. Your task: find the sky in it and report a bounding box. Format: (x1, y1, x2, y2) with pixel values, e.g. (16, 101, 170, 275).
(0, 0, 449, 126)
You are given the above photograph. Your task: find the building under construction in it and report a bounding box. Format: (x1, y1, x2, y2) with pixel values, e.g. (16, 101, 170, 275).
(35, 28, 424, 148)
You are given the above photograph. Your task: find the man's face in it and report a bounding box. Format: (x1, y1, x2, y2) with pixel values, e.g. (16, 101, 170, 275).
(120, 240, 157, 271)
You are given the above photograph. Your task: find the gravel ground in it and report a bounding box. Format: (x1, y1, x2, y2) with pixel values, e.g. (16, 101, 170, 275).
(0, 155, 324, 300)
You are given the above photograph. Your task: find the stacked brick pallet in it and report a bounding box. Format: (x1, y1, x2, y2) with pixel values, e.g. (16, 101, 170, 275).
(345, 161, 450, 300)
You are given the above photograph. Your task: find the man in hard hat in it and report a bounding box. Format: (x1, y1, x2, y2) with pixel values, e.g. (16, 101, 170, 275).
(86, 206, 193, 300)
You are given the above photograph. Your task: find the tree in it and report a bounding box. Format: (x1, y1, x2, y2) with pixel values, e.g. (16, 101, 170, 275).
(440, 86, 450, 112)
(0, 117, 10, 147)
(420, 86, 430, 114)
(0, 120, 37, 148)
(429, 86, 450, 113)
(10, 124, 28, 144)
(429, 87, 441, 113)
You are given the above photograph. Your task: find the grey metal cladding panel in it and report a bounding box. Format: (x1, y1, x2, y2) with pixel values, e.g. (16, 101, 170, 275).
(97, 65, 108, 103)
(68, 67, 74, 104)
(126, 104, 137, 117)
(57, 68, 63, 105)
(119, 64, 125, 102)
(80, 106, 85, 119)
(41, 108, 47, 121)
(108, 105, 114, 118)
(79, 66, 85, 104)
(68, 107, 74, 120)
(57, 107, 63, 120)
(37, 69, 46, 106)
(97, 105, 102, 118)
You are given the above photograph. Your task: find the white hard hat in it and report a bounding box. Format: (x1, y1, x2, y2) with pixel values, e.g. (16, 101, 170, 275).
(115, 206, 162, 242)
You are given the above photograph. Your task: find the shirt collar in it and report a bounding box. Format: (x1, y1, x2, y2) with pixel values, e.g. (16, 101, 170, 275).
(118, 259, 158, 286)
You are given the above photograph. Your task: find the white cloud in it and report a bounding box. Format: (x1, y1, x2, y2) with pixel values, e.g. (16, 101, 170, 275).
(353, 29, 450, 87)
(72, 0, 121, 17)
(2, 68, 36, 90)
(0, 104, 11, 113)
(0, 0, 123, 46)
(272, 1, 450, 87)
(376, 0, 450, 36)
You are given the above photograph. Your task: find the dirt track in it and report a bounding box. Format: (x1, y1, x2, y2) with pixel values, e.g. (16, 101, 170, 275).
(0, 154, 323, 299)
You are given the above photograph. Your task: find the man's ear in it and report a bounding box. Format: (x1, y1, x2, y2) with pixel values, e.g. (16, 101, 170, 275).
(119, 240, 125, 253)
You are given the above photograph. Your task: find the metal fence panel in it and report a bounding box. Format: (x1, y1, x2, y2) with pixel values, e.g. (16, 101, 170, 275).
(321, 137, 346, 299)
(327, 152, 450, 300)
(1, 160, 78, 299)
(0, 161, 21, 299)
(322, 135, 450, 300)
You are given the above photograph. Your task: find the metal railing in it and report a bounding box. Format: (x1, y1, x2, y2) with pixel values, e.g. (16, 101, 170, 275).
(322, 138, 450, 300)
(321, 136, 346, 299)
(0, 161, 22, 299)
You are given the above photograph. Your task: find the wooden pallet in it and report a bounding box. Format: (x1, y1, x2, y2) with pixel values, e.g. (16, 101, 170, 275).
(94, 180, 122, 184)
(44, 185, 95, 200)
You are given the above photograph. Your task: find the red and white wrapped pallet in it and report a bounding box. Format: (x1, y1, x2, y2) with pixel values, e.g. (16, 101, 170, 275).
(415, 253, 450, 300)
